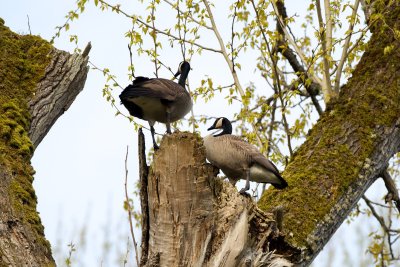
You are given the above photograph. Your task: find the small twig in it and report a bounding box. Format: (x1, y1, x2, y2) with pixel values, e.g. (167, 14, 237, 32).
(128, 23, 136, 79)
(230, 1, 238, 73)
(274, 1, 323, 115)
(124, 146, 140, 267)
(202, 0, 265, 150)
(334, 0, 360, 92)
(127, 44, 135, 79)
(65, 242, 76, 267)
(161, 0, 213, 30)
(97, 0, 221, 53)
(123, 237, 130, 267)
(51, 6, 80, 43)
(363, 196, 390, 233)
(250, 0, 293, 157)
(176, 0, 187, 60)
(381, 169, 400, 214)
(271, 0, 323, 88)
(150, 0, 159, 77)
(315, 0, 335, 101)
(26, 15, 32, 35)
(387, 205, 395, 259)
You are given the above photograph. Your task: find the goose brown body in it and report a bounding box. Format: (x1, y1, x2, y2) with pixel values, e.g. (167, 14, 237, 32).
(203, 117, 288, 193)
(119, 61, 192, 149)
(119, 77, 192, 123)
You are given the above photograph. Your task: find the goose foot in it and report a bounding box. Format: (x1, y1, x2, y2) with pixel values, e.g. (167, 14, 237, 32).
(239, 170, 251, 194)
(239, 189, 251, 197)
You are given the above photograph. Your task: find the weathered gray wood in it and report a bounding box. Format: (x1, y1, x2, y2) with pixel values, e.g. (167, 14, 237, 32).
(29, 43, 91, 149)
(139, 128, 150, 266)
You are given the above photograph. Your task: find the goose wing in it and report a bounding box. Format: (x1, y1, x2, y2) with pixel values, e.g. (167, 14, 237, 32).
(227, 135, 287, 186)
(120, 78, 180, 101)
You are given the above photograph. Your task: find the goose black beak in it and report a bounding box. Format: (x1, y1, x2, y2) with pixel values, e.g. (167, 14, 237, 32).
(207, 125, 215, 131)
(174, 70, 181, 78)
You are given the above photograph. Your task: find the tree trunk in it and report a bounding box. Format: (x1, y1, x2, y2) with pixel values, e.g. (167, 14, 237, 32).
(0, 19, 90, 266)
(140, 132, 297, 267)
(140, 1, 400, 266)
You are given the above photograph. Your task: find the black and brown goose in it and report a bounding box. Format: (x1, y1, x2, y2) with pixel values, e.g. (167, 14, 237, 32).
(119, 61, 192, 149)
(203, 117, 288, 194)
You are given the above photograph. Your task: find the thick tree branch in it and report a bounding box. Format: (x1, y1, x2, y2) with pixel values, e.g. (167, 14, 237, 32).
(259, 1, 400, 265)
(382, 169, 400, 214)
(29, 42, 91, 149)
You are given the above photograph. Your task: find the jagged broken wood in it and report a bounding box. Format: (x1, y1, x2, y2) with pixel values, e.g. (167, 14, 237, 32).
(29, 43, 91, 149)
(138, 128, 150, 266)
(139, 132, 296, 267)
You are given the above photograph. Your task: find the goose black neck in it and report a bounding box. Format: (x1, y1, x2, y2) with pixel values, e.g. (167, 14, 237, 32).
(178, 68, 190, 87)
(214, 119, 232, 136)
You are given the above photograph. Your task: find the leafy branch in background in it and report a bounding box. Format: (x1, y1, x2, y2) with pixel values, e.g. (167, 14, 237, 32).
(51, 0, 400, 265)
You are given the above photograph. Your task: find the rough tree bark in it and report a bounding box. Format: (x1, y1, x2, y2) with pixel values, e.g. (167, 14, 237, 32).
(140, 1, 400, 266)
(0, 19, 90, 266)
(140, 132, 297, 267)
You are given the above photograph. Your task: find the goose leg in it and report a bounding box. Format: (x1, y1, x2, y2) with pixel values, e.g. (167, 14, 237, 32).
(239, 169, 250, 194)
(166, 112, 172, 134)
(149, 121, 159, 150)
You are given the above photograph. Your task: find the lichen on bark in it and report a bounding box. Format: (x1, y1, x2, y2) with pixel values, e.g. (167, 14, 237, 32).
(0, 17, 53, 259)
(257, 1, 400, 262)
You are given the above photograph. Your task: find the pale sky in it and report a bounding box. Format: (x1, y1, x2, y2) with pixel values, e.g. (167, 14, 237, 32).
(0, 1, 393, 266)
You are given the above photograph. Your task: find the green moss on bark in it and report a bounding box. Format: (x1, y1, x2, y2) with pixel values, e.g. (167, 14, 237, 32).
(258, 2, 400, 249)
(0, 18, 52, 252)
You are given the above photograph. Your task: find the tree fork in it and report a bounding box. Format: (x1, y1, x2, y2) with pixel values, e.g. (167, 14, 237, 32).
(0, 20, 90, 266)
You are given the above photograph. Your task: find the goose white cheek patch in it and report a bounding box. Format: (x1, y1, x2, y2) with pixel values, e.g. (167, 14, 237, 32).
(212, 129, 223, 136)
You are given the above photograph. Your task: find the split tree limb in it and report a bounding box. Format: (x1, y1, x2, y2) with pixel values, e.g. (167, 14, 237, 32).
(141, 132, 297, 266)
(138, 128, 150, 267)
(29, 42, 91, 149)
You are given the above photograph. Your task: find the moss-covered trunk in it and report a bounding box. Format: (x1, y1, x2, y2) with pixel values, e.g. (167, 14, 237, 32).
(258, 1, 400, 265)
(0, 19, 90, 266)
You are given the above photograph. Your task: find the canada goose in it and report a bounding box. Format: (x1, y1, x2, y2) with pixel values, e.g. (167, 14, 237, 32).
(203, 117, 288, 193)
(119, 61, 192, 149)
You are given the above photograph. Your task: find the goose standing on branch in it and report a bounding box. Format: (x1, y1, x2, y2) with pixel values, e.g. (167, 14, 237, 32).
(203, 117, 288, 194)
(119, 61, 192, 149)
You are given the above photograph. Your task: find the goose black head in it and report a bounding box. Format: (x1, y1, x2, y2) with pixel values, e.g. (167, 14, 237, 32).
(207, 117, 232, 136)
(174, 61, 191, 87)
